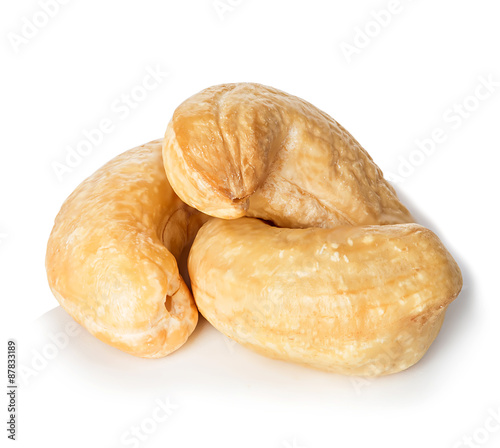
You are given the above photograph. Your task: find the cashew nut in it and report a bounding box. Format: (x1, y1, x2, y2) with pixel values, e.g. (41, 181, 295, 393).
(46, 140, 205, 357)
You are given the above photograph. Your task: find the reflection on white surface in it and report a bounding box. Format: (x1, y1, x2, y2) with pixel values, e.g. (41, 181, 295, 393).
(16, 292, 478, 448)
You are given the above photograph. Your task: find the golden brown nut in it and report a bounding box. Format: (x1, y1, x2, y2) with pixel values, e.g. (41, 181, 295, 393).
(46, 140, 206, 358)
(163, 82, 413, 228)
(189, 218, 462, 376)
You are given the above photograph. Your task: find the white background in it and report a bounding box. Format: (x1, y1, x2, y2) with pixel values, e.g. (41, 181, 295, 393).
(1, 1, 499, 447)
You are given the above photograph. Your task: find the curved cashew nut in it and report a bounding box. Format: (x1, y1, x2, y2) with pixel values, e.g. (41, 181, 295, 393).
(189, 218, 462, 376)
(46, 140, 205, 357)
(163, 83, 413, 228)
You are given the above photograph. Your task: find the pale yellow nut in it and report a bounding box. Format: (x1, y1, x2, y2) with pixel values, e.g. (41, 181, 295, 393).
(189, 218, 462, 376)
(46, 140, 207, 358)
(163, 82, 413, 228)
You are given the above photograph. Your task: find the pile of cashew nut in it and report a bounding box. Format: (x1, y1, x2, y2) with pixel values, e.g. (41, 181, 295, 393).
(46, 83, 462, 376)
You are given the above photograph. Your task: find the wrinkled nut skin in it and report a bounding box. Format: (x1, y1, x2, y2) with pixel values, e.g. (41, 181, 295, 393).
(163, 82, 413, 228)
(189, 218, 462, 376)
(46, 140, 205, 358)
